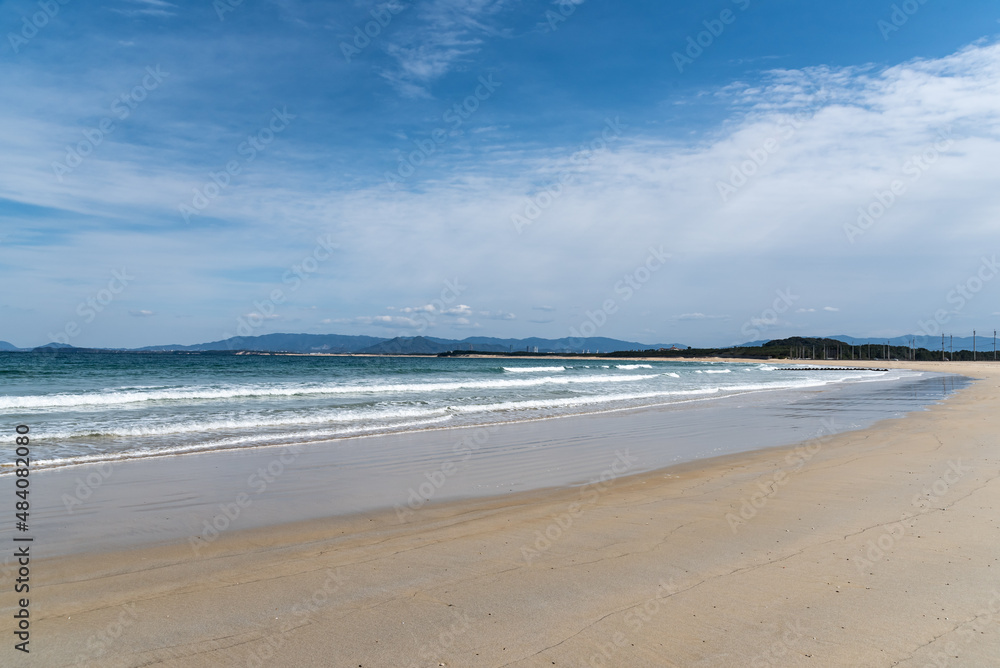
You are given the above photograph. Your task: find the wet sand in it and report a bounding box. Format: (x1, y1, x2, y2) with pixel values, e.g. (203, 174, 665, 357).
(7, 361, 1000, 666)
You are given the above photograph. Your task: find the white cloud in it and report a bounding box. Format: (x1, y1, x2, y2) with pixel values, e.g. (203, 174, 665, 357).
(4, 40, 1000, 346)
(479, 310, 515, 320)
(823, 306, 840, 312)
(114, 0, 178, 17)
(392, 303, 473, 316)
(379, 0, 510, 96)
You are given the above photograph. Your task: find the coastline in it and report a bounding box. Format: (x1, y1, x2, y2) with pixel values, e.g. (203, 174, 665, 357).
(9, 361, 1000, 666)
(6, 365, 960, 558)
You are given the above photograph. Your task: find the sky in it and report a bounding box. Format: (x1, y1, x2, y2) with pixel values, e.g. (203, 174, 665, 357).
(1, 0, 999, 348)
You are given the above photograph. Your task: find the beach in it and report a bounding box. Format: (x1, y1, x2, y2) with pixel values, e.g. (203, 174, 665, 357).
(8, 360, 1000, 666)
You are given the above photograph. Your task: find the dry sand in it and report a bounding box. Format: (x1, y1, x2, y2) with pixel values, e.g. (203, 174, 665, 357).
(10, 361, 1000, 667)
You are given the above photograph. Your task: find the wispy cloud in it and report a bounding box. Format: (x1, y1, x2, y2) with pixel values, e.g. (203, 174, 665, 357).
(380, 0, 510, 97)
(113, 0, 178, 18)
(3, 11, 1000, 348)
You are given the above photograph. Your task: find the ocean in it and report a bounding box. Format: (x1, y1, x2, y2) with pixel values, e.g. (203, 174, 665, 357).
(0, 351, 960, 472)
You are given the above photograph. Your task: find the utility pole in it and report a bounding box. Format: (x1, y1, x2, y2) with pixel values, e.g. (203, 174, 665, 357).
(973, 330, 976, 361)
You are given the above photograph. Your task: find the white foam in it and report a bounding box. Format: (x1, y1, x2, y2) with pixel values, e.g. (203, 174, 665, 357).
(38, 405, 453, 440)
(0, 373, 658, 410)
(617, 364, 653, 369)
(29, 416, 456, 469)
(447, 389, 722, 414)
(502, 366, 566, 373)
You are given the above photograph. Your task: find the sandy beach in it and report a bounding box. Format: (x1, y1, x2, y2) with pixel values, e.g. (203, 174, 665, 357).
(10, 361, 1000, 667)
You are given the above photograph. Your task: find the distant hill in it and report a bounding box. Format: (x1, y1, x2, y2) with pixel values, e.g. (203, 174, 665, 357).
(358, 336, 456, 355)
(732, 339, 771, 348)
(4, 331, 995, 359)
(137, 333, 688, 355)
(455, 336, 687, 354)
(139, 333, 386, 353)
(828, 334, 997, 354)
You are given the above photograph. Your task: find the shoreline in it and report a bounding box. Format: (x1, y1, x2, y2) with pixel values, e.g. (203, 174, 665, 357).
(3, 359, 937, 476)
(6, 366, 962, 559)
(8, 361, 1000, 666)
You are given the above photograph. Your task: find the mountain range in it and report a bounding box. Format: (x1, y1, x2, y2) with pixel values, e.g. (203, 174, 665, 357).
(3, 331, 995, 355)
(0, 333, 688, 355)
(826, 334, 998, 353)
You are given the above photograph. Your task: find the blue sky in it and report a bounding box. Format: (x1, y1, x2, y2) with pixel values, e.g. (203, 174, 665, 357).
(1, 0, 999, 348)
